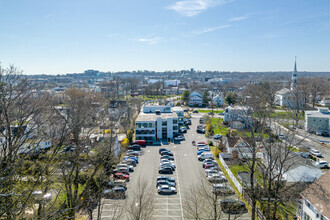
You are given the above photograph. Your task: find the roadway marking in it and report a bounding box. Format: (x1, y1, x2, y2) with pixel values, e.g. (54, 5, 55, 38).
(174, 154, 185, 220)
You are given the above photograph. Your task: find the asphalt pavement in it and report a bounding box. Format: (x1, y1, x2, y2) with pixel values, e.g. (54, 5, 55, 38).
(93, 114, 251, 219)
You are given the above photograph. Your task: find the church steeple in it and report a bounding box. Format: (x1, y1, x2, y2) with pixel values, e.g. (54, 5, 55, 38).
(291, 57, 298, 91)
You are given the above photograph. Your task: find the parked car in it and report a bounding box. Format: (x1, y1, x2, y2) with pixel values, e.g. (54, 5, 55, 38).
(160, 163, 175, 171)
(160, 160, 176, 169)
(314, 160, 328, 169)
(157, 176, 176, 183)
(197, 149, 211, 155)
(123, 156, 138, 164)
(156, 180, 176, 188)
(159, 148, 170, 154)
(113, 173, 130, 181)
(158, 185, 177, 195)
(174, 135, 185, 141)
(220, 199, 247, 214)
(127, 144, 141, 152)
(103, 187, 126, 199)
(193, 110, 199, 113)
(107, 180, 127, 190)
(218, 112, 225, 115)
(32, 191, 52, 203)
(186, 119, 192, 125)
(132, 140, 146, 147)
(122, 158, 137, 167)
(207, 174, 227, 183)
(180, 127, 187, 133)
(158, 167, 173, 174)
(212, 184, 235, 195)
(213, 134, 222, 139)
(198, 152, 214, 161)
(205, 169, 222, 177)
(208, 112, 214, 115)
(309, 149, 322, 157)
(160, 155, 174, 161)
(161, 151, 174, 156)
(278, 134, 286, 140)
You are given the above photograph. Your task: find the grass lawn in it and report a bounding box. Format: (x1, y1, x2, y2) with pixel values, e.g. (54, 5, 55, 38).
(269, 112, 304, 120)
(196, 109, 224, 114)
(209, 118, 228, 136)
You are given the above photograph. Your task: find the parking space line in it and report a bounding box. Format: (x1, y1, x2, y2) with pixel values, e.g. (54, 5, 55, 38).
(174, 154, 184, 220)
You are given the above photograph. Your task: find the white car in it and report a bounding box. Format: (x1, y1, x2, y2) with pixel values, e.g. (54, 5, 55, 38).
(160, 160, 176, 168)
(158, 185, 177, 194)
(314, 160, 328, 169)
(205, 169, 223, 177)
(309, 149, 322, 157)
(207, 174, 227, 183)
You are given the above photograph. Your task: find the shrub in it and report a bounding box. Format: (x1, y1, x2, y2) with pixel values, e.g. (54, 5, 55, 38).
(121, 138, 129, 148)
(208, 140, 214, 146)
(214, 147, 220, 158)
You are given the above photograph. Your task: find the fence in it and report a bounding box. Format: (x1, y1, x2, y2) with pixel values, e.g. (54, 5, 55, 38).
(218, 154, 243, 194)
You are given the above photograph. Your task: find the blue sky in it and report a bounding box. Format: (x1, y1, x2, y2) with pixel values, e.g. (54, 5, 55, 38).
(0, 0, 329, 74)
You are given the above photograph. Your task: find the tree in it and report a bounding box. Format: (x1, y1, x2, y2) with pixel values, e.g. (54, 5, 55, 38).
(225, 92, 238, 105)
(202, 91, 210, 106)
(125, 178, 155, 220)
(0, 65, 51, 218)
(182, 90, 190, 104)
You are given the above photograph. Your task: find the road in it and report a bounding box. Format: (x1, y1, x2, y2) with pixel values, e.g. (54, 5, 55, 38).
(272, 122, 330, 164)
(93, 115, 250, 219)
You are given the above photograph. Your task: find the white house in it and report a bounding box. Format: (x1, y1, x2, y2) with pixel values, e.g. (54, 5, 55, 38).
(225, 137, 256, 159)
(224, 106, 253, 130)
(305, 107, 330, 136)
(319, 98, 330, 107)
(275, 88, 304, 109)
(189, 91, 203, 107)
(212, 95, 224, 107)
(296, 171, 330, 220)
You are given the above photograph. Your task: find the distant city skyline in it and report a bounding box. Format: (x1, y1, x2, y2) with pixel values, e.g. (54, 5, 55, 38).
(0, 0, 329, 75)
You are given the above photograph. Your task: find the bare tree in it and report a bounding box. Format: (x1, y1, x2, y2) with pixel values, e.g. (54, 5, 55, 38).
(125, 178, 155, 220)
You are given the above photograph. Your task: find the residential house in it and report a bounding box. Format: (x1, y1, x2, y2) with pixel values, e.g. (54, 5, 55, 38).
(212, 94, 224, 107)
(224, 106, 253, 130)
(305, 107, 330, 136)
(108, 101, 128, 120)
(296, 171, 330, 220)
(319, 98, 330, 107)
(261, 147, 322, 184)
(225, 137, 259, 159)
(189, 91, 203, 107)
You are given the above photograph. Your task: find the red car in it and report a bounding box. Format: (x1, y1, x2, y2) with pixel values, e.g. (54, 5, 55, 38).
(113, 173, 130, 182)
(204, 163, 216, 169)
(198, 141, 207, 145)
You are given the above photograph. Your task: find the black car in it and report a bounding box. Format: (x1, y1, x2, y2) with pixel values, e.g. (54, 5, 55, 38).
(159, 148, 170, 154)
(161, 151, 174, 156)
(158, 167, 173, 174)
(160, 155, 174, 161)
(220, 199, 247, 214)
(160, 163, 175, 171)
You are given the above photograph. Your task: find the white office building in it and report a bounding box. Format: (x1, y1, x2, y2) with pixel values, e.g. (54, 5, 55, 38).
(135, 105, 182, 143)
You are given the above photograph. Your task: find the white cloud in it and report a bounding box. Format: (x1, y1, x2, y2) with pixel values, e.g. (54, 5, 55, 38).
(167, 0, 234, 17)
(227, 16, 248, 22)
(193, 24, 231, 35)
(137, 37, 163, 45)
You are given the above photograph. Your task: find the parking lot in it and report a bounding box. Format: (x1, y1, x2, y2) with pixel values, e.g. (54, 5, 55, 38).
(94, 114, 251, 219)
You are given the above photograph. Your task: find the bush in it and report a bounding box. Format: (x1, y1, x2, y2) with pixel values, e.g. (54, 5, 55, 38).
(214, 147, 220, 158)
(208, 140, 214, 146)
(121, 138, 129, 148)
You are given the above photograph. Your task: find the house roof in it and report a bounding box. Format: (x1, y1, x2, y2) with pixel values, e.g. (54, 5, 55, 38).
(276, 88, 291, 95)
(190, 91, 202, 98)
(300, 171, 330, 218)
(226, 137, 254, 148)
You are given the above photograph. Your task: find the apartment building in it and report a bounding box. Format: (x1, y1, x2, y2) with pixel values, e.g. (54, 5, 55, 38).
(305, 107, 330, 136)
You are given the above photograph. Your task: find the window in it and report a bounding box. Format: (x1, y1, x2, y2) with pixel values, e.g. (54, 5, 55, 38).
(173, 120, 178, 124)
(162, 121, 167, 126)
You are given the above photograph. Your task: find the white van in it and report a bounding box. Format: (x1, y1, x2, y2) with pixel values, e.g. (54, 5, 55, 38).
(198, 152, 214, 161)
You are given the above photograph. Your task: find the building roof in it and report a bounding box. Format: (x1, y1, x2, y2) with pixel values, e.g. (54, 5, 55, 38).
(301, 171, 330, 218)
(136, 112, 178, 122)
(276, 88, 291, 95)
(305, 108, 330, 119)
(172, 107, 183, 112)
(190, 91, 202, 98)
